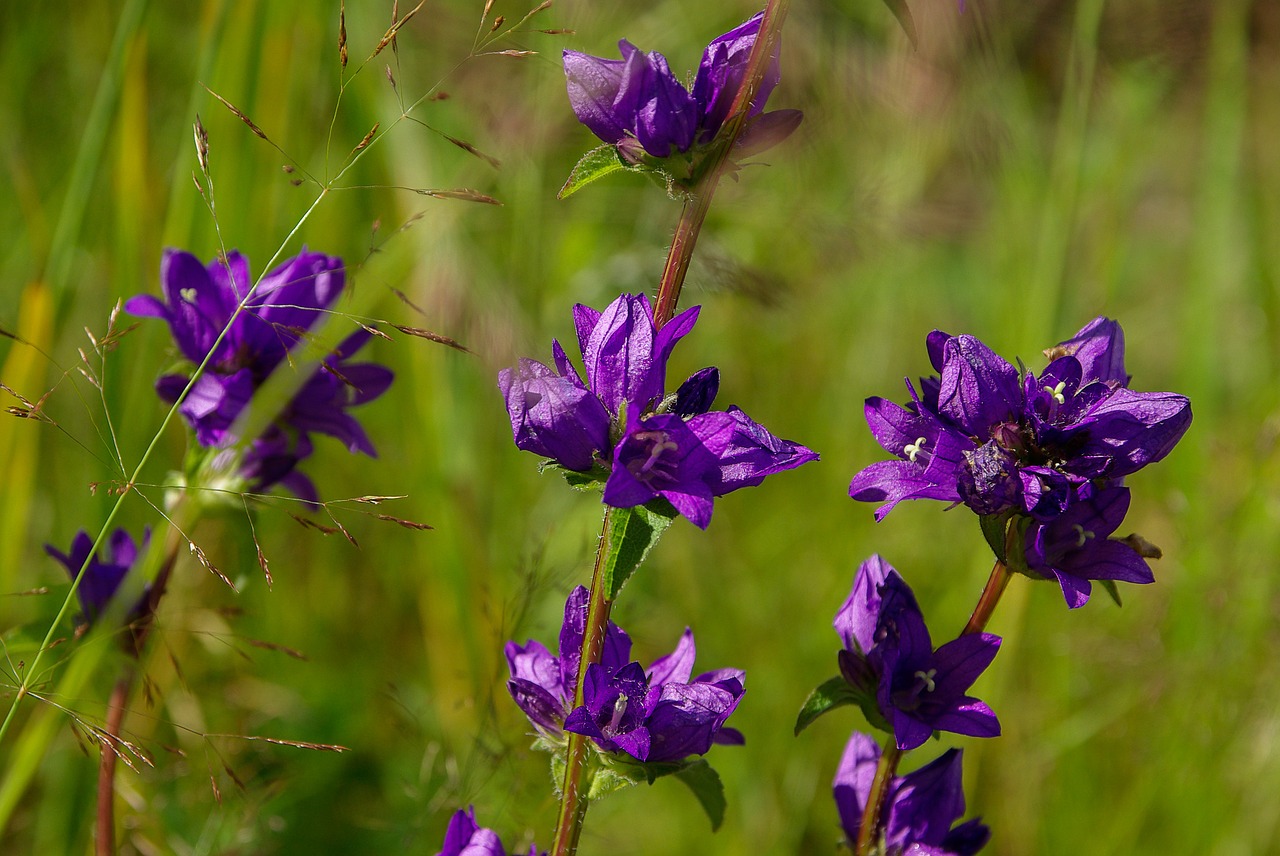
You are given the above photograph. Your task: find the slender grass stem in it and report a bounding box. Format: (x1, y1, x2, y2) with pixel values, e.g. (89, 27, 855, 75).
(855, 738, 902, 856)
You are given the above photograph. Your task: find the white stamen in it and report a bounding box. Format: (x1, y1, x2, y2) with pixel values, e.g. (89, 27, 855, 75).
(1072, 523, 1095, 549)
(608, 694, 629, 732)
(904, 437, 927, 463)
(1044, 380, 1067, 405)
(914, 669, 937, 693)
(179, 287, 198, 304)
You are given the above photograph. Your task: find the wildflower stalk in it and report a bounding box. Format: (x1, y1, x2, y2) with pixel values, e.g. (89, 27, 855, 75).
(96, 673, 131, 856)
(551, 505, 618, 856)
(854, 738, 903, 856)
(549, 6, 794, 851)
(652, 0, 791, 328)
(962, 560, 1013, 637)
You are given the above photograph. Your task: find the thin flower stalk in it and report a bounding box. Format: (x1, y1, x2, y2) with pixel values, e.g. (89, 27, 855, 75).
(549, 5, 793, 851)
(855, 739, 903, 856)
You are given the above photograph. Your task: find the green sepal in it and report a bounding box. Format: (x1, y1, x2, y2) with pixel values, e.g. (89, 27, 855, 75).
(794, 675, 861, 735)
(586, 758, 648, 800)
(540, 460, 609, 492)
(602, 500, 678, 601)
(1098, 579, 1123, 607)
(558, 145, 635, 199)
(979, 512, 1010, 564)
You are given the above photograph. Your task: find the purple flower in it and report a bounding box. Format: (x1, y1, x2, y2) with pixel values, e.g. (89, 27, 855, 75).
(834, 557, 1000, 751)
(127, 250, 393, 499)
(435, 807, 543, 856)
(505, 586, 633, 738)
(507, 587, 745, 764)
(849, 317, 1190, 521)
(834, 731, 989, 855)
(45, 529, 150, 626)
(499, 293, 816, 528)
(1024, 486, 1154, 608)
(563, 13, 800, 161)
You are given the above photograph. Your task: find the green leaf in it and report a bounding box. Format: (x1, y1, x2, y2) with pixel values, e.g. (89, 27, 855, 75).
(879, 0, 919, 49)
(540, 460, 609, 492)
(673, 759, 726, 831)
(558, 144, 630, 199)
(602, 501, 678, 601)
(794, 676, 861, 735)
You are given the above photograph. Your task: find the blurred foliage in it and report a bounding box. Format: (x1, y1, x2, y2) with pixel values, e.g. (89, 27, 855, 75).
(2, 0, 1279, 853)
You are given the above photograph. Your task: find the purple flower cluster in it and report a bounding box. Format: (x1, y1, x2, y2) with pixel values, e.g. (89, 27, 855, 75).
(849, 318, 1191, 606)
(45, 528, 150, 627)
(564, 13, 801, 163)
(126, 250, 393, 500)
(435, 807, 543, 856)
(834, 731, 989, 855)
(506, 587, 745, 764)
(835, 556, 1000, 751)
(499, 293, 816, 528)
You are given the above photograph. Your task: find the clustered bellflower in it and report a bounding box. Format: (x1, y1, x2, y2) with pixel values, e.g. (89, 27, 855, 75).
(499, 293, 816, 528)
(834, 730, 990, 855)
(45, 528, 150, 627)
(126, 249, 393, 500)
(564, 13, 802, 167)
(849, 318, 1191, 606)
(435, 806, 543, 856)
(506, 586, 745, 763)
(835, 556, 1000, 751)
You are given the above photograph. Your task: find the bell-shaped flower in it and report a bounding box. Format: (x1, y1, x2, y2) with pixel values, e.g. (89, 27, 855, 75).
(1023, 486, 1154, 608)
(562, 627, 745, 763)
(127, 249, 392, 498)
(850, 317, 1191, 522)
(499, 293, 816, 529)
(45, 528, 151, 627)
(563, 13, 800, 161)
(835, 556, 1000, 751)
(834, 731, 990, 855)
(505, 586, 633, 738)
(435, 806, 543, 856)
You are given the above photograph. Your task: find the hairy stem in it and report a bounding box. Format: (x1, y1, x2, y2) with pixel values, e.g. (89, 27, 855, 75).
(855, 739, 903, 856)
(551, 507, 617, 856)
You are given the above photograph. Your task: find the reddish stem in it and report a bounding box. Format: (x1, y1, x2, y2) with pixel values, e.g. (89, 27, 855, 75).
(96, 675, 131, 856)
(962, 560, 1013, 636)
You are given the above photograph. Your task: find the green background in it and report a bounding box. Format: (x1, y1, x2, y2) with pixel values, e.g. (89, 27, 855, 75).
(1, 0, 1277, 853)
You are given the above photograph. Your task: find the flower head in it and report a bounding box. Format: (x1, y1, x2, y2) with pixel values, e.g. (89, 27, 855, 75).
(127, 250, 393, 499)
(435, 806, 543, 856)
(45, 528, 151, 626)
(834, 731, 990, 855)
(499, 293, 816, 528)
(834, 556, 1000, 751)
(507, 587, 745, 763)
(563, 13, 801, 162)
(849, 318, 1191, 523)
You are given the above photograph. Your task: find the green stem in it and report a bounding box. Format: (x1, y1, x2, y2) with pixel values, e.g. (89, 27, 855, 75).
(551, 507, 618, 856)
(855, 738, 903, 856)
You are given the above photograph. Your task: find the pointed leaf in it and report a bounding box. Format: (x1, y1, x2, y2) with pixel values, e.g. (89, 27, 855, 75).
(880, 0, 919, 48)
(794, 676, 861, 735)
(979, 512, 1009, 564)
(558, 144, 632, 199)
(674, 758, 727, 831)
(1098, 578, 1123, 607)
(603, 501, 678, 600)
